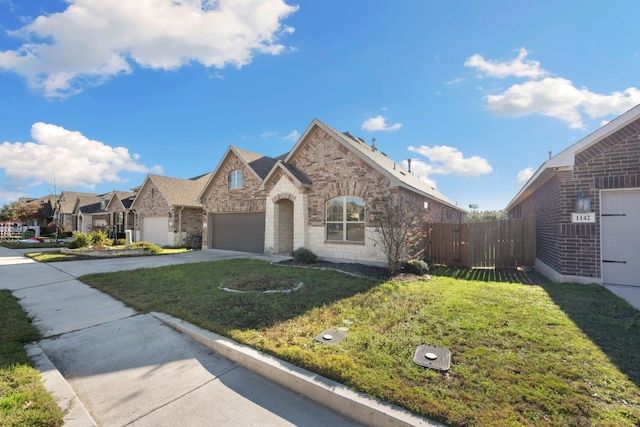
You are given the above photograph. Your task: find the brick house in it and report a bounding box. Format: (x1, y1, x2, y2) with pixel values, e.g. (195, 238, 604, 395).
(105, 191, 136, 237)
(55, 191, 104, 231)
(130, 173, 211, 247)
(506, 104, 640, 286)
(199, 118, 466, 266)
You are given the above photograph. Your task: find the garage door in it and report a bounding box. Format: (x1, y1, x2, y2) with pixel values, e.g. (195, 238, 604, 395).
(142, 216, 169, 246)
(210, 212, 265, 253)
(601, 189, 640, 287)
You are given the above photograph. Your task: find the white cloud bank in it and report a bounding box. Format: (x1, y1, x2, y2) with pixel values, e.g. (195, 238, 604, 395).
(465, 47, 640, 129)
(0, 123, 162, 192)
(516, 167, 535, 185)
(361, 116, 402, 132)
(0, 0, 298, 98)
(408, 145, 492, 176)
(406, 145, 492, 189)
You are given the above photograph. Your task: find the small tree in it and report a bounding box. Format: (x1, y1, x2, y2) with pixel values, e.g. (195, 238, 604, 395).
(14, 200, 41, 224)
(369, 194, 425, 275)
(0, 203, 16, 221)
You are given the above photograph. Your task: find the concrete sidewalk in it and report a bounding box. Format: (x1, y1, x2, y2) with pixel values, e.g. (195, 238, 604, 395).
(1, 247, 437, 427)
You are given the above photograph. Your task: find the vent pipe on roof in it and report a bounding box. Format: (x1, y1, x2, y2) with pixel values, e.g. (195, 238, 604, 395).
(407, 158, 412, 173)
(371, 138, 377, 151)
(548, 151, 552, 159)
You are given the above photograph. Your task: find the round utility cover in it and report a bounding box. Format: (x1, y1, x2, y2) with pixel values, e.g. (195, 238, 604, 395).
(425, 352, 438, 360)
(323, 334, 333, 340)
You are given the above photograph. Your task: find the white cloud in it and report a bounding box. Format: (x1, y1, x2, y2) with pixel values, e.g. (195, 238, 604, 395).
(283, 130, 299, 142)
(361, 115, 402, 132)
(466, 48, 640, 129)
(516, 167, 534, 185)
(408, 145, 492, 176)
(0, 123, 162, 192)
(0, 0, 298, 98)
(260, 131, 278, 138)
(400, 159, 439, 189)
(464, 47, 548, 79)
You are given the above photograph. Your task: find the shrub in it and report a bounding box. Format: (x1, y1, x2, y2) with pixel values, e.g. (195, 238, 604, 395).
(69, 231, 91, 249)
(131, 241, 162, 254)
(400, 259, 430, 275)
(114, 238, 127, 246)
(90, 228, 110, 246)
(292, 247, 317, 264)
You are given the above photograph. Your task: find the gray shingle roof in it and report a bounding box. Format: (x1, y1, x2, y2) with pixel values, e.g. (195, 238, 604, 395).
(148, 172, 212, 207)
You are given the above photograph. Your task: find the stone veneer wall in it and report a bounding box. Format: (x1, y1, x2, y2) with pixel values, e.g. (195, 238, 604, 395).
(133, 181, 170, 242)
(200, 152, 267, 248)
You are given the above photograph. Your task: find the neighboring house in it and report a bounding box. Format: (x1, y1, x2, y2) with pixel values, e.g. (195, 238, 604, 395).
(56, 191, 104, 232)
(130, 173, 212, 247)
(75, 194, 111, 233)
(506, 104, 640, 286)
(199, 118, 466, 266)
(17, 195, 58, 227)
(106, 191, 137, 237)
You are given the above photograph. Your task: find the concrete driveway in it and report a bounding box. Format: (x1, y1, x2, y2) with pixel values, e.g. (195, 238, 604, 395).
(1, 247, 436, 427)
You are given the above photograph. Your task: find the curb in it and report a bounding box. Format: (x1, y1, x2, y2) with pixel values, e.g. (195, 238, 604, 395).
(152, 312, 444, 427)
(26, 343, 97, 427)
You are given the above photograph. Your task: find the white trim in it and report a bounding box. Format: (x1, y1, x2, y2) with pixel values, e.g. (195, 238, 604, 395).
(535, 258, 601, 285)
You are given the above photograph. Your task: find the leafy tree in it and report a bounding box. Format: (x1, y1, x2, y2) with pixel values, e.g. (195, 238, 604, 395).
(13, 201, 41, 224)
(467, 210, 507, 223)
(0, 202, 16, 221)
(369, 194, 425, 275)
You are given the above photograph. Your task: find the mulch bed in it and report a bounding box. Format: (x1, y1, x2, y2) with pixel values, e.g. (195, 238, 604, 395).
(278, 260, 548, 285)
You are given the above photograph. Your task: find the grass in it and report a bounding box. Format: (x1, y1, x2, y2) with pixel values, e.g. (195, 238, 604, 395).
(23, 246, 191, 262)
(0, 290, 64, 427)
(79, 259, 640, 426)
(0, 242, 68, 250)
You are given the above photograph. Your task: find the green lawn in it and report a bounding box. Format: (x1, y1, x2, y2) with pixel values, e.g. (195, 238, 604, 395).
(79, 259, 640, 426)
(0, 290, 64, 427)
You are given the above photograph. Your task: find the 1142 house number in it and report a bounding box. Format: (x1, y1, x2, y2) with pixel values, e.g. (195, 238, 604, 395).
(571, 212, 595, 223)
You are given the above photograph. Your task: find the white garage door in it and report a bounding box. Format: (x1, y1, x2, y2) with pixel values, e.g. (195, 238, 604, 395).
(601, 189, 640, 287)
(142, 216, 169, 246)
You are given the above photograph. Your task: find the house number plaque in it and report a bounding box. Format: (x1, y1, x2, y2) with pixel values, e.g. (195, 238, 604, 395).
(571, 213, 595, 223)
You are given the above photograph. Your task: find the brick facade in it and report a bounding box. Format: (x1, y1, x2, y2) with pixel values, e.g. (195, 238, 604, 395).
(508, 115, 640, 282)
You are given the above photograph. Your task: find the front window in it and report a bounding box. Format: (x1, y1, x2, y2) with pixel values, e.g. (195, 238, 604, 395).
(229, 170, 242, 189)
(326, 196, 365, 242)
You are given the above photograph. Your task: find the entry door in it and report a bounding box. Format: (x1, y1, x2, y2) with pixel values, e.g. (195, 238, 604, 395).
(601, 189, 640, 287)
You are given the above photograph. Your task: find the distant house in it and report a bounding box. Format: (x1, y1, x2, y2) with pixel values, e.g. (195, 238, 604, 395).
(17, 195, 58, 228)
(506, 104, 640, 286)
(75, 194, 111, 233)
(56, 191, 104, 232)
(130, 173, 212, 247)
(199, 118, 466, 266)
(106, 191, 137, 237)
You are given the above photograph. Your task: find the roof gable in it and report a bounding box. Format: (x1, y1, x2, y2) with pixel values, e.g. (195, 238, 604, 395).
(506, 103, 640, 210)
(199, 146, 279, 201)
(133, 172, 211, 209)
(284, 119, 464, 211)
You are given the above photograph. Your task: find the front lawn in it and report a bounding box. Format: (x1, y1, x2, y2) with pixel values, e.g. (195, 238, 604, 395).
(79, 259, 640, 426)
(0, 290, 64, 427)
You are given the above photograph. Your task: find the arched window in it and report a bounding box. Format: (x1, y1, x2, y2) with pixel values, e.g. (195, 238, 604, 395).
(229, 170, 242, 189)
(326, 196, 365, 242)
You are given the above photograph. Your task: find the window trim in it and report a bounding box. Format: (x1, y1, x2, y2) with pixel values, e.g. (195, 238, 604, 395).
(325, 196, 365, 243)
(229, 169, 243, 189)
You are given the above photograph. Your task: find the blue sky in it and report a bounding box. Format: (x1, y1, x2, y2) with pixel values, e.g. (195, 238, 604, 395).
(1, 0, 639, 211)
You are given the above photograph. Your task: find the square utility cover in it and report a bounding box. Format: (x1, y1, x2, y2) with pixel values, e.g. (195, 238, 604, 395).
(314, 329, 346, 345)
(413, 345, 451, 371)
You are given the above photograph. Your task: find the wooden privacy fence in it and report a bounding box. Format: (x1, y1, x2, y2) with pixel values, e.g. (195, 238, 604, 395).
(425, 217, 536, 268)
